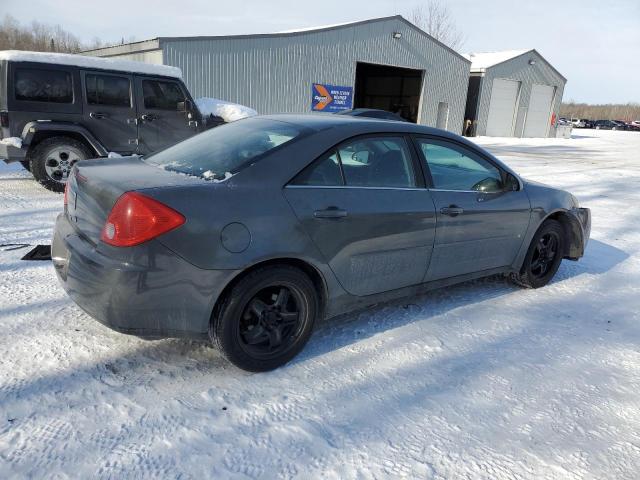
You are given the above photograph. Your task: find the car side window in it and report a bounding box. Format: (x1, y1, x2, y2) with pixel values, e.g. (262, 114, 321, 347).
(417, 139, 504, 192)
(340, 136, 417, 188)
(142, 79, 185, 110)
(85, 74, 131, 107)
(15, 68, 73, 103)
(291, 152, 343, 186)
(290, 136, 417, 188)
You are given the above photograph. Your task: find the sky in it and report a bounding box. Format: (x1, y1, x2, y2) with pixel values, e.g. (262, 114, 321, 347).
(4, 0, 639, 104)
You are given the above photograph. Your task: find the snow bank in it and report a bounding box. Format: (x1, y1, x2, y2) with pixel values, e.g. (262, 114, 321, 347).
(0, 50, 182, 78)
(0, 137, 22, 148)
(195, 97, 257, 122)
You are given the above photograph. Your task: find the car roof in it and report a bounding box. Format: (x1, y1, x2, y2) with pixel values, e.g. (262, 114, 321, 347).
(259, 113, 460, 138)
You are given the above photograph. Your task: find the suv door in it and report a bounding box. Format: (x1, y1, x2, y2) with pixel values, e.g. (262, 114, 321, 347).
(134, 76, 198, 154)
(81, 71, 138, 153)
(284, 135, 437, 296)
(414, 137, 531, 281)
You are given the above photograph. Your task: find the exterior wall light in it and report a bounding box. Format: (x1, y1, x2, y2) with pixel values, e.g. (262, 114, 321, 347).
(528, 59, 536, 65)
(393, 32, 402, 39)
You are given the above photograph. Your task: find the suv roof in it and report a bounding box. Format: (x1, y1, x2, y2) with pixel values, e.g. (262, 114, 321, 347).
(0, 50, 182, 79)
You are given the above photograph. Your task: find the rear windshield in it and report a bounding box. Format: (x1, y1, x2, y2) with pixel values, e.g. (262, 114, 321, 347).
(144, 118, 305, 180)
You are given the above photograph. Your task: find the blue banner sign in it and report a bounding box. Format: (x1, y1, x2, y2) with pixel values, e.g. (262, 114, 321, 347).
(311, 83, 353, 112)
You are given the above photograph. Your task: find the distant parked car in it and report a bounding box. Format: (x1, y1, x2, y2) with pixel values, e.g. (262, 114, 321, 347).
(570, 118, 586, 128)
(53, 114, 591, 371)
(581, 119, 594, 129)
(626, 121, 640, 131)
(338, 108, 409, 122)
(594, 120, 622, 130)
(0, 50, 208, 192)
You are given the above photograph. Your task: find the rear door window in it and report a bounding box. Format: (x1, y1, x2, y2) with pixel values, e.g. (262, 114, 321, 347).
(85, 74, 131, 107)
(141, 79, 185, 110)
(291, 136, 417, 189)
(14, 68, 73, 103)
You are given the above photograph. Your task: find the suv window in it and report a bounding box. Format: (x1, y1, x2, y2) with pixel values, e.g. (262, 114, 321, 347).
(86, 74, 131, 107)
(292, 136, 417, 188)
(142, 79, 185, 110)
(15, 68, 73, 103)
(417, 139, 504, 192)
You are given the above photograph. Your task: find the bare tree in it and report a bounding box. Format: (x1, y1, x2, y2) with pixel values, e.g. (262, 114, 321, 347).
(561, 102, 640, 121)
(410, 1, 465, 51)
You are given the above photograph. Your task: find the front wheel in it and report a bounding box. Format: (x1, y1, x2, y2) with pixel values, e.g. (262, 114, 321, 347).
(211, 266, 318, 372)
(512, 219, 565, 288)
(29, 137, 92, 193)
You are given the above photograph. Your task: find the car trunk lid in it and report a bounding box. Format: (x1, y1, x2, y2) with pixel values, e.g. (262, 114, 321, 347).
(67, 156, 203, 244)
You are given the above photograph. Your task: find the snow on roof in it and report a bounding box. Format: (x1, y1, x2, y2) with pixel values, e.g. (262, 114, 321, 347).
(276, 19, 364, 34)
(0, 50, 182, 78)
(463, 49, 531, 71)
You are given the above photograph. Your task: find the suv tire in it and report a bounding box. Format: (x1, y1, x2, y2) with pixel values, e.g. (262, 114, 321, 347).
(211, 266, 318, 372)
(29, 137, 92, 193)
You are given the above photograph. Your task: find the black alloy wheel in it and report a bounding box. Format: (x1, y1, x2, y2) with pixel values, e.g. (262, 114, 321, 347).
(212, 266, 318, 372)
(530, 232, 560, 280)
(512, 219, 565, 289)
(238, 284, 305, 359)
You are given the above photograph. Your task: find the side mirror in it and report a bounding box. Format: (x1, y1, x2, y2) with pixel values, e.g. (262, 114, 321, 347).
(177, 99, 193, 113)
(504, 173, 520, 192)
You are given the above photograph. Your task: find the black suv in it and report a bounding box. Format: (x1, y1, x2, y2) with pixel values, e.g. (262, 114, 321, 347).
(0, 51, 207, 192)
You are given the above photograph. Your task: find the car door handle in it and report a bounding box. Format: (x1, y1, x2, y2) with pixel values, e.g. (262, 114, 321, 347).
(314, 207, 348, 219)
(440, 205, 464, 216)
(89, 112, 107, 119)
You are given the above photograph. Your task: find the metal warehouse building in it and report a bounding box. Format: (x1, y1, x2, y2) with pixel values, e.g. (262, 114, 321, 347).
(84, 16, 470, 133)
(463, 49, 566, 137)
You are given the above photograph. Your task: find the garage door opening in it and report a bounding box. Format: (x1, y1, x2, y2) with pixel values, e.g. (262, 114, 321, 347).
(354, 62, 424, 123)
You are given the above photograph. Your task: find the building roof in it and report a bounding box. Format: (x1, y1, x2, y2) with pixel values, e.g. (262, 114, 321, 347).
(83, 16, 470, 63)
(0, 50, 182, 78)
(463, 48, 567, 82)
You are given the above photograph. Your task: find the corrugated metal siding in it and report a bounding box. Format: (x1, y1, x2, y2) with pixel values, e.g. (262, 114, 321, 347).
(161, 18, 469, 133)
(93, 50, 164, 65)
(475, 51, 565, 137)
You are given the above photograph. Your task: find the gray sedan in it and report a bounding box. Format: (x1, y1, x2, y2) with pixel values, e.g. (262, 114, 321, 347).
(52, 115, 591, 371)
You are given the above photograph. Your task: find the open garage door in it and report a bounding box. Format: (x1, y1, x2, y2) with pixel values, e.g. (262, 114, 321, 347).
(523, 84, 555, 138)
(485, 78, 520, 137)
(354, 62, 423, 123)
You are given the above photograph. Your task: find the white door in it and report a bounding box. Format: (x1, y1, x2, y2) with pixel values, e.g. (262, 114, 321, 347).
(523, 84, 555, 137)
(485, 79, 520, 137)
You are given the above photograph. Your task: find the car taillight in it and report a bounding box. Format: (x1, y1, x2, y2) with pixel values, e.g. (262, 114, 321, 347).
(101, 192, 185, 247)
(0, 111, 8, 128)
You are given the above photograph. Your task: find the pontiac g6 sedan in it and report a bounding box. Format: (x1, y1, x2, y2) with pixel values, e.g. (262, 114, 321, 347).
(52, 115, 591, 372)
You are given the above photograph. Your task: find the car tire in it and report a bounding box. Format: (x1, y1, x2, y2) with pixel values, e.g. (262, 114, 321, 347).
(30, 137, 92, 193)
(211, 266, 319, 372)
(20, 160, 31, 172)
(512, 219, 565, 289)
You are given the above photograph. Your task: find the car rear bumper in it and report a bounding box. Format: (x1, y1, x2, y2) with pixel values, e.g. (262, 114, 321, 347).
(52, 213, 238, 340)
(0, 143, 26, 163)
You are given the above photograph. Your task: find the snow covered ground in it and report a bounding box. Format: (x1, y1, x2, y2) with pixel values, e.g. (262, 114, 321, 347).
(1, 129, 639, 479)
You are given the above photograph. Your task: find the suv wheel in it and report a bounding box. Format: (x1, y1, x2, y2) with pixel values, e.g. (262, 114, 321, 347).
(512, 219, 565, 289)
(211, 266, 318, 372)
(30, 137, 92, 193)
